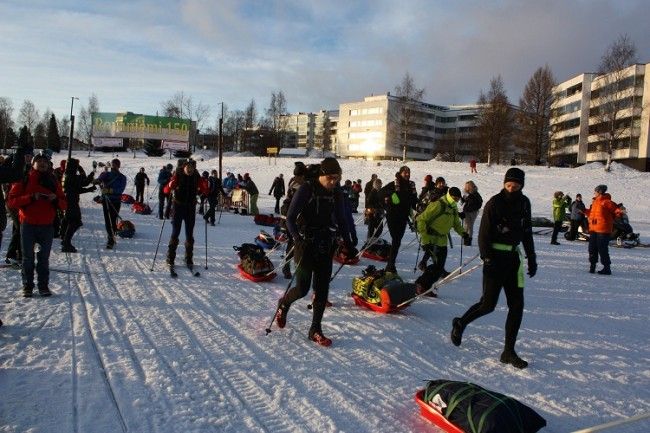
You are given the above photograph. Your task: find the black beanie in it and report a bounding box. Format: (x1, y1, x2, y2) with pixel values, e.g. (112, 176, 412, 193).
(294, 161, 306, 176)
(504, 167, 525, 187)
(320, 157, 342, 175)
(448, 186, 462, 198)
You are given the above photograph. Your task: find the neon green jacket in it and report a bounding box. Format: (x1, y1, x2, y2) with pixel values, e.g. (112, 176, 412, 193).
(552, 197, 568, 222)
(417, 192, 465, 247)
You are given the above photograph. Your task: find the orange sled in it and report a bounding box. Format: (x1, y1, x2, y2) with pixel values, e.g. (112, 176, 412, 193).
(237, 264, 276, 282)
(351, 282, 415, 314)
(415, 390, 464, 433)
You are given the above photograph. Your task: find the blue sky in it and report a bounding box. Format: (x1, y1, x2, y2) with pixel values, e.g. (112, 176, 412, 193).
(1, 0, 648, 130)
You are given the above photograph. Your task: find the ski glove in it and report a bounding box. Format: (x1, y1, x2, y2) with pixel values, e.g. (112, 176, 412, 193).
(462, 232, 470, 242)
(527, 254, 537, 278)
(459, 212, 466, 219)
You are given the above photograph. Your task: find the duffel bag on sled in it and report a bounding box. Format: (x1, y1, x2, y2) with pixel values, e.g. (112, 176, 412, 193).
(234, 243, 276, 282)
(255, 230, 279, 250)
(254, 214, 281, 227)
(132, 202, 152, 215)
(415, 380, 546, 433)
(121, 194, 135, 204)
(351, 265, 415, 313)
(116, 220, 136, 238)
(361, 238, 390, 262)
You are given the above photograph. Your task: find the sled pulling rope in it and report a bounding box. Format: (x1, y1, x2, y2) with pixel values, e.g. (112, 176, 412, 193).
(397, 253, 481, 308)
(571, 411, 650, 433)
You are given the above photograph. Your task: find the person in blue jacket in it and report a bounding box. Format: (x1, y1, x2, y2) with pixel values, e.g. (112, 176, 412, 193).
(157, 164, 173, 219)
(93, 158, 127, 249)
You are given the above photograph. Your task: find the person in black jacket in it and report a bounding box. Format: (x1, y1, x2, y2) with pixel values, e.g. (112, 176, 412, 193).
(364, 178, 384, 243)
(268, 173, 285, 214)
(379, 166, 418, 273)
(203, 169, 224, 226)
(274, 157, 356, 346)
(279, 162, 306, 279)
(450, 167, 537, 369)
(134, 167, 150, 204)
(363, 174, 377, 206)
(157, 164, 173, 219)
(460, 180, 483, 246)
(61, 158, 96, 253)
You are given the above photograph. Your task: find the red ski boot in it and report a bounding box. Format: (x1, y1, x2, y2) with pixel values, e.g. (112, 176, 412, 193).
(275, 299, 288, 329)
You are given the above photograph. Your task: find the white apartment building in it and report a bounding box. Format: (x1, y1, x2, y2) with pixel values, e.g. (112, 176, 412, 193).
(280, 110, 337, 151)
(550, 63, 650, 171)
(337, 94, 481, 161)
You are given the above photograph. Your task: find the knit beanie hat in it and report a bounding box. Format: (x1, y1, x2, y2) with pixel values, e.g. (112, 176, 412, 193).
(294, 161, 306, 176)
(504, 167, 525, 187)
(424, 174, 433, 182)
(448, 187, 462, 199)
(320, 157, 342, 175)
(594, 184, 607, 194)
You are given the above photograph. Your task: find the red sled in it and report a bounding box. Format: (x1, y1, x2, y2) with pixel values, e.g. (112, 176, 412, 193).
(237, 264, 276, 282)
(334, 255, 360, 265)
(351, 282, 415, 314)
(415, 390, 464, 433)
(361, 250, 388, 262)
(121, 194, 135, 204)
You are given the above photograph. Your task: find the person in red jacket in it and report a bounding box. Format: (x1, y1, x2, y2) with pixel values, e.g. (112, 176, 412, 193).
(164, 159, 209, 273)
(7, 153, 67, 297)
(584, 184, 623, 275)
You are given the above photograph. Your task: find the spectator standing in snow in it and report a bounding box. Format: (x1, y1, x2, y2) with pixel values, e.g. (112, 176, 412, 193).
(93, 158, 127, 249)
(450, 167, 537, 369)
(379, 166, 418, 273)
(243, 173, 259, 215)
(268, 173, 285, 214)
(550, 191, 570, 245)
(8, 153, 67, 297)
(584, 185, 623, 275)
(419, 174, 435, 202)
(567, 194, 587, 241)
(460, 180, 482, 246)
(364, 178, 384, 244)
(61, 158, 96, 253)
(134, 167, 150, 204)
(274, 157, 357, 346)
(203, 170, 224, 226)
(469, 159, 478, 173)
(164, 160, 209, 272)
(279, 162, 307, 279)
(363, 174, 377, 206)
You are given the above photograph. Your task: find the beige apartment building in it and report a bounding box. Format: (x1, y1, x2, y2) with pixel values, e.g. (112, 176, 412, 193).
(336, 94, 480, 161)
(550, 63, 650, 171)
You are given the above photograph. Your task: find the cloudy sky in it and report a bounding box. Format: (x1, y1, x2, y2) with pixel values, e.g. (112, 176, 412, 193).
(1, 0, 648, 129)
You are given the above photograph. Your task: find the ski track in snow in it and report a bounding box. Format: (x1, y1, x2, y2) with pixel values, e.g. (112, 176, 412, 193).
(1, 154, 650, 433)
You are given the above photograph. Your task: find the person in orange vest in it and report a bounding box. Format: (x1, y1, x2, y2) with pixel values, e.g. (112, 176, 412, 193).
(584, 185, 623, 275)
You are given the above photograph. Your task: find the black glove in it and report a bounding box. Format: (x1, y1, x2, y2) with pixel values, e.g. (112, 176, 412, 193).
(342, 244, 358, 259)
(459, 212, 466, 219)
(351, 234, 358, 247)
(527, 254, 537, 278)
(462, 232, 470, 242)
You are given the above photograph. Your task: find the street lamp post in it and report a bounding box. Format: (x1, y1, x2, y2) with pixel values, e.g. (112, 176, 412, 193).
(68, 96, 79, 161)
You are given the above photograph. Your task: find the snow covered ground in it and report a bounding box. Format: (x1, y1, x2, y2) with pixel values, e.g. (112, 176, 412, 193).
(1, 152, 649, 433)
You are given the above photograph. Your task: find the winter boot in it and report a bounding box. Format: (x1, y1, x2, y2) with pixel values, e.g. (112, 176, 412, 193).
(61, 243, 78, 253)
(282, 263, 292, 280)
(589, 263, 596, 273)
(451, 317, 464, 346)
(22, 286, 34, 298)
(184, 239, 194, 267)
(167, 237, 179, 266)
(106, 238, 115, 249)
(38, 286, 52, 297)
(500, 350, 528, 369)
(597, 266, 611, 275)
(275, 298, 289, 329)
(308, 327, 332, 347)
(464, 236, 472, 246)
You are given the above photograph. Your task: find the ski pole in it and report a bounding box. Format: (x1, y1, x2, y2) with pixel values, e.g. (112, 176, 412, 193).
(265, 256, 303, 335)
(204, 218, 208, 270)
(412, 230, 421, 273)
(150, 217, 167, 271)
(459, 238, 464, 274)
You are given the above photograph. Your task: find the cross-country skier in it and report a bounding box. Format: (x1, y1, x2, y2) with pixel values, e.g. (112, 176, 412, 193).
(274, 157, 357, 346)
(157, 164, 173, 219)
(164, 160, 209, 275)
(450, 167, 537, 369)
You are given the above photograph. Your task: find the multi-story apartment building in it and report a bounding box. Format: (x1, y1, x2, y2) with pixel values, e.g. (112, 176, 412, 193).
(550, 63, 649, 171)
(337, 94, 481, 161)
(280, 110, 337, 151)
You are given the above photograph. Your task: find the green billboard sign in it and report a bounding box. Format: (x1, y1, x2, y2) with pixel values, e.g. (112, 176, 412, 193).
(92, 112, 191, 142)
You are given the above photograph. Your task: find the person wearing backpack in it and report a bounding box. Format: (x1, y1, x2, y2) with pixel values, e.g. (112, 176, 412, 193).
(134, 167, 150, 204)
(416, 176, 448, 270)
(415, 187, 468, 297)
(164, 160, 209, 273)
(450, 168, 537, 369)
(550, 191, 570, 245)
(203, 170, 224, 226)
(364, 178, 384, 244)
(268, 173, 285, 214)
(274, 157, 357, 346)
(379, 166, 418, 273)
(460, 180, 482, 246)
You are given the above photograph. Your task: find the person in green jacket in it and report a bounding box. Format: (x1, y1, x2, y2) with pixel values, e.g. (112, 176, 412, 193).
(550, 191, 570, 245)
(415, 187, 469, 297)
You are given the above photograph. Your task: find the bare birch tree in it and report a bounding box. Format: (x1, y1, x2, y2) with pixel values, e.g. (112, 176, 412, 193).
(518, 65, 556, 165)
(393, 72, 425, 161)
(475, 76, 513, 166)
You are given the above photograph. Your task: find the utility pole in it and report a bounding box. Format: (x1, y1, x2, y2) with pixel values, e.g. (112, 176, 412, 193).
(218, 102, 224, 178)
(68, 97, 79, 161)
